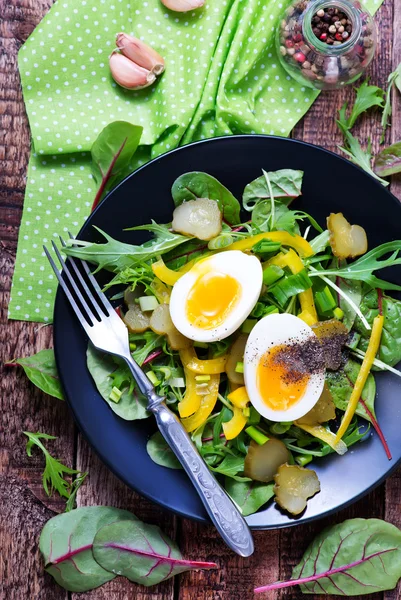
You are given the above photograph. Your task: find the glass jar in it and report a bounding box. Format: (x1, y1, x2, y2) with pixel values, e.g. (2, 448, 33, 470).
(276, 0, 377, 90)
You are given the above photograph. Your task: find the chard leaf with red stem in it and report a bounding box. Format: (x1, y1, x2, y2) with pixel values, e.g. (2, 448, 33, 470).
(8, 349, 64, 400)
(255, 518, 401, 595)
(374, 141, 401, 177)
(90, 121, 143, 211)
(92, 519, 217, 586)
(40, 506, 138, 592)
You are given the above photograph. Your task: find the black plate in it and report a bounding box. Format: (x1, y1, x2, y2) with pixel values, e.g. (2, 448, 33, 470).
(54, 135, 401, 529)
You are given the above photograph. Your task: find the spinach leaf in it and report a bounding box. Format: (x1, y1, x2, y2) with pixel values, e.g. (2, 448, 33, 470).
(243, 169, 304, 211)
(146, 432, 182, 469)
(93, 519, 217, 586)
(255, 518, 401, 595)
(91, 121, 143, 210)
(210, 455, 250, 481)
(40, 506, 138, 592)
(64, 223, 189, 273)
(86, 344, 149, 421)
(354, 287, 401, 367)
(163, 237, 209, 270)
(252, 200, 300, 234)
(224, 478, 274, 516)
(13, 349, 64, 400)
(374, 141, 401, 178)
(171, 171, 241, 225)
(326, 359, 376, 423)
(309, 241, 401, 291)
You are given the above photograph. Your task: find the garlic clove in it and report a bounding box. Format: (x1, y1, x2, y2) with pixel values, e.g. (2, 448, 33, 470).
(116, 33, 165, 76)
(160, 0, 205, 13)
(109, 53, 156, 90)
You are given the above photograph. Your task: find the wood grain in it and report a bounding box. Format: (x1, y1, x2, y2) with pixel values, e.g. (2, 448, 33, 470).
(1, 0, 401, 599)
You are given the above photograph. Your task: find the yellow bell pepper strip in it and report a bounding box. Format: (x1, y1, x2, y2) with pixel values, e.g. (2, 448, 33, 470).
(178, 366, 202, 418)
(152, 258, 182, 286)
(150, 277, 171, 304)
(227, 386, 250, 409)
(181, 375, 220, 432)
(179, 347, 227, 375)
(227, 231, 314, 258)
(335, 314, 384, 443)
(297, 310, 317, 326)
(222, 406, 248, 440)
(264, 249, 318, 323)
(295, 423, 348, 456)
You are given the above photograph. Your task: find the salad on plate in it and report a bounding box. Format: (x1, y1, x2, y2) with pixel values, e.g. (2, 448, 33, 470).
(64, 168, 401, 518)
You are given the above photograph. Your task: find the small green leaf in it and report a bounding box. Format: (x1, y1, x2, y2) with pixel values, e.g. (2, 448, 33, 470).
(86, 344, 149, 421)
(146, 432, 182, 469)
(345, 82, 385, 130)
(243, 169, 304, 211)
(224, 478, 274, 516)
(14, 349, 64, 400)
(374, 141, 401, 177)
(24, 432, 82, 499)
(65, 472, 88, 513)
(39, 507, 138, 592)
(171, 171, 241, 225)
(92, 519, 217, 586)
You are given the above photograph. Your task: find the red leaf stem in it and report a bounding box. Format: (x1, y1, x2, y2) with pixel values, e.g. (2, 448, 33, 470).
(254, 547, 396, 593)
(91, 137, 128, 212)
(104, 542, 217, 571)
(50, 543, 93, 565)
(202, 433, 226, 443)
(4, 362, 18, 368)
(143, 350, 163, 365)
(359, 399, 392, 460)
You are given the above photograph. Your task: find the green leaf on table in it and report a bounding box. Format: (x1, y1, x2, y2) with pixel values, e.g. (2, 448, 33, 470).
(24, 432, 83, 499)
(171, 171, 241, 225)
(146, 432, 182, 469)
(13, 349, 64, 400)
(243, 169, 303, 211)
(354, 287, 401, 367)
(337, 128, 389, 187)
(92, 519, 217, 586)
(309, 241, 401, 291)
(65, 472, 88, 513)
(374, 141, 401, 177)
(224, 478, 274, 516)
(254, 518, 401, 595)
(339, 81, 384, 131)
(91, 121, 143, 210)
(86, 344, 149, 421)
(39, 506, 138, 592)
(64, 223, 189, 273)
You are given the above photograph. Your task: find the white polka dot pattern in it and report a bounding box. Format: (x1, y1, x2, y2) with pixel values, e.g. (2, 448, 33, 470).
(9, 0, 383, 322)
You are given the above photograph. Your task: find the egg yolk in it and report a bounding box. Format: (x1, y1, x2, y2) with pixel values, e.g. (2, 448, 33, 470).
(257, 344, 309, 411)
(186, 270, 241, 330)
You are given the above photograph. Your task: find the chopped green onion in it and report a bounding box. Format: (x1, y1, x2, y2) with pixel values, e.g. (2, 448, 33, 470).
(247, 406, 261, 425)
(270, 269, 312, 306)
(333, 307, 344, 320)
(208, 233, 234, 250)
(315, 285, 337, 315)
(129, 342, 137, 351)
(252, 240, 282, 256)
(157, 366, 172, 380)
(194, 341, 208, 349)
(251, 302, 280, 318)
(109, 386, 122, 403)
(296, 454, 313, 467)
(242, 406, 250, 418)
(270, 422, 292, 435)
(138, 296, 159, 312)
(241, 319, 257, 334)
(147, 371, 161, 386)
(235, 361, 244, 374)
(170, 377, 186, 388)
(262, 264, 284, 286)
(245, 426, 269, 445)
(195, 375, 211, 382)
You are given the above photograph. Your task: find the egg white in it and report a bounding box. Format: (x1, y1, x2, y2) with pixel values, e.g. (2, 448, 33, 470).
(169, 250, 263, 343)
(244, 313, 325, 422)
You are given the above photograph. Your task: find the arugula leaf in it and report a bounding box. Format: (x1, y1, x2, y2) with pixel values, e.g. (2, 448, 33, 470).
(252, 199, 300, 234)
(225, 478, 274, 516)
(255, 518, 401, 595)
(65, 472, 88, 513)
(374, 141, 401, 177)
(146, 432, 182, 469)
(243, 169, 303, 211)
(339, 81, 384, 131)
(24, 432, 82, 499)
(12, 349, 64, 400)
(309, 241, 401, 291)
(64, 223, 189, 273)
(309, 230, 330, 254)
(381, 64, 401, 143)
(91, 121, 143, 211)
(171, 171, 241, 224)
(210, 455, 250, 481)
(337, 127, 389, 186)
(336, 277, 362, 331)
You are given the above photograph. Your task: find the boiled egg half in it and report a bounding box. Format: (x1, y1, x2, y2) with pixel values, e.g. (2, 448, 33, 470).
(244, 313, 325, 422)
(169, 250, 263, 343)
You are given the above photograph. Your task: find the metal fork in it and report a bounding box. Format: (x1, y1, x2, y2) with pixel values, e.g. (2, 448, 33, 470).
(45, 236, 254, 558)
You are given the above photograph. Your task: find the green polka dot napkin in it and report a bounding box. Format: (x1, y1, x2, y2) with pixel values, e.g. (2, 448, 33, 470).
(9, 0, 383, 323)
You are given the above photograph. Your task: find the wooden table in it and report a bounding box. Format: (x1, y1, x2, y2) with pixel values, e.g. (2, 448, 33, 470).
(1, 0, 401, 598)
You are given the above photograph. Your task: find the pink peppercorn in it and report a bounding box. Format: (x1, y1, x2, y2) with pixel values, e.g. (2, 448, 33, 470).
(320, 33, 328, 41)
(285, 39, 294, 48)
(293, 33, 303, 43)
(294, 52, 306, 63)
(335, 33, 343, 41)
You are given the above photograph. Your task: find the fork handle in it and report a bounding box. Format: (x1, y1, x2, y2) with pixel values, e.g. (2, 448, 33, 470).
(150, 402, 254, 557)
